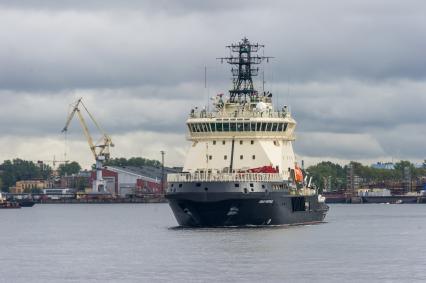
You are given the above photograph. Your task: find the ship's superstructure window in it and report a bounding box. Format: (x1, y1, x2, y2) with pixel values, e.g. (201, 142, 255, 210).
(240, 140, 243, 145)
(213, 140, 216, 145)
(222, 140, 226, 145)
(209, 155, 212, 160)
(224, 155, 227, 160)
(252, 155, 255, 160)
(223, 122, 229, 131)
(251, 140, 254, 145)
(237, 123, 243, 131)
(240, 155, 243, 160)
(188, 122, 288, 133)
(216, 123, 223, 132)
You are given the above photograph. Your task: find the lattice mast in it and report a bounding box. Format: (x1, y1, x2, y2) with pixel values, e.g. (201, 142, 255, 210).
(218, 37, 272, 102)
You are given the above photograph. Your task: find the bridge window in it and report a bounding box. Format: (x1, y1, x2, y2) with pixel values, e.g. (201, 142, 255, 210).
(230, 122, 236, 131)
(283, 123, 288, 131)
(256, 122, 262, 131)
(250, 123, 256, 131)
(216, 123, 223, 132)
(203, 123, 209, 132)
(223, 122, 229, 132)
(210, 123, 216, 132)
(236, 122, 243, 131)
(243, 123, 250, 131)
(272, 123, 278, 131)
(277, 123, 283, 131)
(261, 123, 267, 131)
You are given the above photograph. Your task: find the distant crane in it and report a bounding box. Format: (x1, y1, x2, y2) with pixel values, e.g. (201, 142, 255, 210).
(61, 98, 114, 193)
(37, 156, 69, 170)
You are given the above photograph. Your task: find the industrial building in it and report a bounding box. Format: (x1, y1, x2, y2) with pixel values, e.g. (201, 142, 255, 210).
(90, 166, 181, 197)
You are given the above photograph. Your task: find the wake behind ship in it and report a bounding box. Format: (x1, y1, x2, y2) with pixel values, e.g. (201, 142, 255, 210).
(166, 38, 328, 227)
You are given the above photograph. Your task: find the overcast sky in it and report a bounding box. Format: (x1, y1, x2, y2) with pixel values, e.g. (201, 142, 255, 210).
(0, 0, 425, 168)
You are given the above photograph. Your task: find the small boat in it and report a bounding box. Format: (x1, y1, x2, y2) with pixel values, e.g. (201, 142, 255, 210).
(0, 192, 21, 209)
(16, 198, 35, 207)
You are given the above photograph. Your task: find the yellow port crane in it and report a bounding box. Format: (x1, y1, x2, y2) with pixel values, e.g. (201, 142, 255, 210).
(61, 98, 114, 193)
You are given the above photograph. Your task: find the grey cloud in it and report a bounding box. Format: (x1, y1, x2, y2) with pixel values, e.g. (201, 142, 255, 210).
(0, 1, 425, 165)
(295, 132, 385, 159)
(1, 1, 426, 92)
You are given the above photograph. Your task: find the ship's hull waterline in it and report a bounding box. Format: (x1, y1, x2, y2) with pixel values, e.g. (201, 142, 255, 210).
(166, 184, 328, 227)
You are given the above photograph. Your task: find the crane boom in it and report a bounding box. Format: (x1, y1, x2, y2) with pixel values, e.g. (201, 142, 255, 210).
(61, 97, 114, 193)
(76, 108, 97, 160)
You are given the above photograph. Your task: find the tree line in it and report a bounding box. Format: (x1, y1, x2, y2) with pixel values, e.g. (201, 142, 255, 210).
(306, 160, 426, 191)
(0, 159, 81, 192)
(104, 157, 162, 168)
(0, 157, 162, 191)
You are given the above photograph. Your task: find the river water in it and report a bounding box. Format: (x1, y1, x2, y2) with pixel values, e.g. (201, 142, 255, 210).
(1, 203, 425, 282)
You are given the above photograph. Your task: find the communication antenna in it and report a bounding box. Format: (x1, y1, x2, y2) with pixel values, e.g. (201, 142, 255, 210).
(217, 37, 273, 102)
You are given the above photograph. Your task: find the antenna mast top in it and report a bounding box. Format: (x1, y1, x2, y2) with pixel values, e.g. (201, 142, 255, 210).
(217, 37, 273, 103)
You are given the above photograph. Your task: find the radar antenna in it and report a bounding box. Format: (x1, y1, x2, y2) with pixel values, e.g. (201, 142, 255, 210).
(217, 37, 273, 103)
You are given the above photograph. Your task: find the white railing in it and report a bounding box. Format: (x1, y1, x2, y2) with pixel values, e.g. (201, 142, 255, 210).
(190, 110, 290, 119)
(167, 172, 285, 183)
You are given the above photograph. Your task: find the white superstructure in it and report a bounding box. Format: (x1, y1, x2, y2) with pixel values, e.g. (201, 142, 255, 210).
(182, 94, 297, 181)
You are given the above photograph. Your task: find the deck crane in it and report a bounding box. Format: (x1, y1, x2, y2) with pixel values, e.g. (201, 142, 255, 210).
(61, 98, 114, 193)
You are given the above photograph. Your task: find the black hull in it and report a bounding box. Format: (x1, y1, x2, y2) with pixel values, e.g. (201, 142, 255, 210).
(16, 199, 35, 207)
(166, 192, 328, 227)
